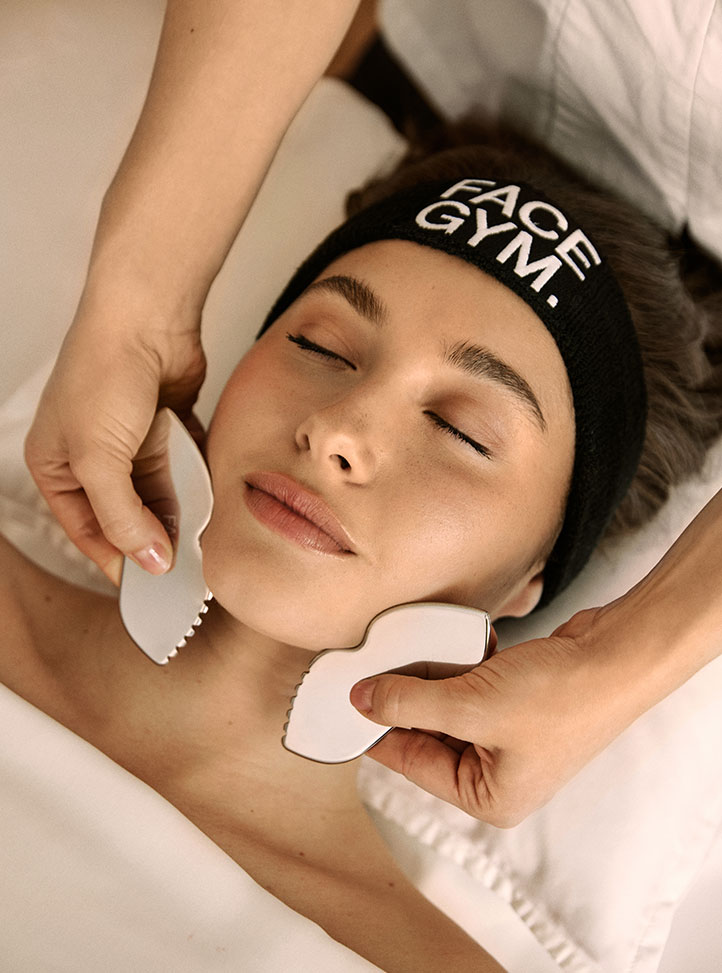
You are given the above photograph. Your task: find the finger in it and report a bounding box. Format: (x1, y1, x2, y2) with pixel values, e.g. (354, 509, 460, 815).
(79, 464, 173, 573)
(417, 730, 471, 755)
(129, 415, 181, 556)
(388, 659, 482, 680)
(367, 728, 492, 818)
(33, 448, 173, 576)
(40, 486, 124, 585)
(436, 734, 470, 754)
(350, 671, 484, 741)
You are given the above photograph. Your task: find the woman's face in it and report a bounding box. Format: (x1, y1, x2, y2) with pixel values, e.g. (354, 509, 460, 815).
(203, 240, 575, 649)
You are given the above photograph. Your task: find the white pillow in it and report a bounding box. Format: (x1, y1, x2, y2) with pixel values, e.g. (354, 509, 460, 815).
(3, 4, 722, 971)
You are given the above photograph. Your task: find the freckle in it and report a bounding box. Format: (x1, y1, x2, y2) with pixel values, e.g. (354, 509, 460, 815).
(44, 594, 52, 604)
(227, 720, 234, 726)
(298, 850, 305, 857)
(387, 880, 395, 888)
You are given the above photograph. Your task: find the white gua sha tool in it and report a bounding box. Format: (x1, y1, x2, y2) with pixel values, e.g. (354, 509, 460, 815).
(284, 602, 491, 763)
(119, 409, 214, 664)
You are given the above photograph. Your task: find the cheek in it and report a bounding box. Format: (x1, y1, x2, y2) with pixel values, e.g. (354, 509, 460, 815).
(213, 346, 278, 417)
(385, 463, 557, 610)
(207, 347, 295, 464)
(367, 478, 494, 599)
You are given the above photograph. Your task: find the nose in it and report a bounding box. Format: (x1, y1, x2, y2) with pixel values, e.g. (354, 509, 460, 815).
(295, 396, 381, 484)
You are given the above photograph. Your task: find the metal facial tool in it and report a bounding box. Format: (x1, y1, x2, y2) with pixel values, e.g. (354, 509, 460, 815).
(283, 602, 491, 763)
(119, 409, 213, 664)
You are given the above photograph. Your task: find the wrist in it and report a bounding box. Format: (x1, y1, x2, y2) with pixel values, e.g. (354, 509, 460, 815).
(550, 607, 663, 739)
(580, 596, 689, 721)
(577, 498, 722, 718)
(84, 200, 212, 325)
(80, 245, 206, 337)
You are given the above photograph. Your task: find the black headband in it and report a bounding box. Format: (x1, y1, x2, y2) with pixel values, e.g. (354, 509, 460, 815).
(258, 178, 647, 607)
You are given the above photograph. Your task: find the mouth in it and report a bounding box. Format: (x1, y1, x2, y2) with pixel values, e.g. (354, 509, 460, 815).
(243, 472, 356, 557)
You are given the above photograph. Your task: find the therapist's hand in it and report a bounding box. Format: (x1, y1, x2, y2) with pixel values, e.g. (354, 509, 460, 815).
(352, 489, 722, 826)
(350, 606, 647, 827)
(24, 293, 206, 586)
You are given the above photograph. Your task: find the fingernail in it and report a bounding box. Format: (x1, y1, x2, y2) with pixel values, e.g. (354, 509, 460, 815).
(350, 678, 377, 715)
(131, 544, 171, 574)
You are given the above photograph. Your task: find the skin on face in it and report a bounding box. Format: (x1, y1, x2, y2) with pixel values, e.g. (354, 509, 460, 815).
(202, 240, 575, 650)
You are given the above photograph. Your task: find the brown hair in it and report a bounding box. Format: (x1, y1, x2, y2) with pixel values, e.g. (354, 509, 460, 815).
(347, 122, 722, 541)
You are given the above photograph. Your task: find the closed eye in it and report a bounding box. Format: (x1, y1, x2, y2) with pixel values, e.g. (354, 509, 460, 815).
(286, 332, 356, 370)
(425, 411, 492, 459)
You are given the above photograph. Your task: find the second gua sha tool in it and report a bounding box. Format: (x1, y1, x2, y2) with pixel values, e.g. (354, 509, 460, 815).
(283, 602, 491, 763)
(119, 409, 214, 664)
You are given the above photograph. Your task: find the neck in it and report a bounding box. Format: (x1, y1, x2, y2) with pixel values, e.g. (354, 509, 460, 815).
(67, 595, 362, 843)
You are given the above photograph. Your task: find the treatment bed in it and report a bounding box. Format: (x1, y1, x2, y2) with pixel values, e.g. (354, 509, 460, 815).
(2, 2, 722, 969)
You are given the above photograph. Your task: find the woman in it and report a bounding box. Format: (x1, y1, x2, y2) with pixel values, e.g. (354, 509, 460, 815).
(25, 0, 722, 835)
(5, 131, 721, 969)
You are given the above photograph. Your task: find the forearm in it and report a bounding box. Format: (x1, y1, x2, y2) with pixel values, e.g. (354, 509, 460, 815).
(588, 486, 722, 714)
(84, 0, 360, 319)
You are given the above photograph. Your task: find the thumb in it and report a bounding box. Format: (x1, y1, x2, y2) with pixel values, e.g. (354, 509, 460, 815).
(350, 671, 482, 740)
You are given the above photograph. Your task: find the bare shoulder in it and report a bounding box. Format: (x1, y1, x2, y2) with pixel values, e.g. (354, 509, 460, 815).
(0, 532, 108, 702)
(0, 532, 39, 628)
(0, 530, 111, 625)
(0, 531, 75, 627)
(0, 532, 50, 694)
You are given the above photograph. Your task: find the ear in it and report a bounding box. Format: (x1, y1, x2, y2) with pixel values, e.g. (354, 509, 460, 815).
(494, 570, 544, 619)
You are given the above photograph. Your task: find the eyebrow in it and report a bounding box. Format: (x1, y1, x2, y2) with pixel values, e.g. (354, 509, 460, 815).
(303, 274, 546, 431)
(303, 275, 388, 327)
(445, 341, 547, 431)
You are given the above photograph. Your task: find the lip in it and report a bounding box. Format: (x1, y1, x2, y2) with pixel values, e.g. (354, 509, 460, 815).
(243, 472, 356, 556)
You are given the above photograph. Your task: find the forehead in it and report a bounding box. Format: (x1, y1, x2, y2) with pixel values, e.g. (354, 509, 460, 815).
(318, 239, 551, 337)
